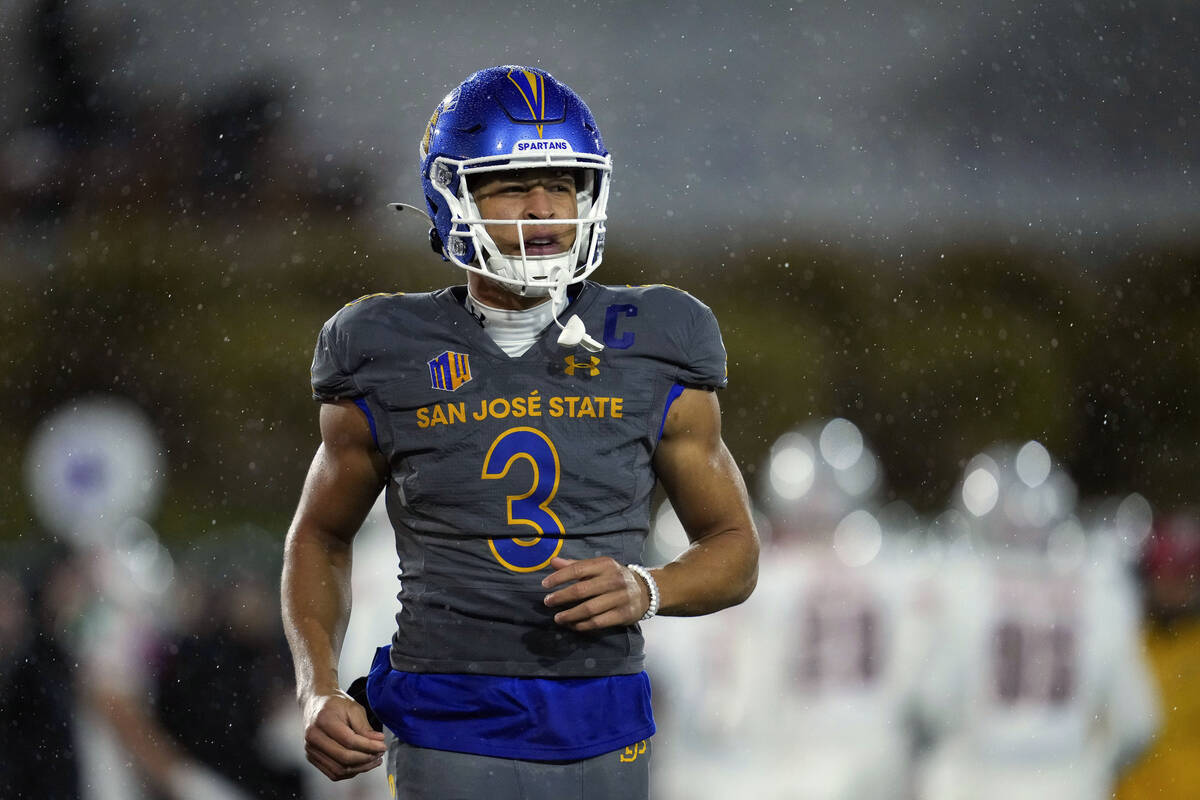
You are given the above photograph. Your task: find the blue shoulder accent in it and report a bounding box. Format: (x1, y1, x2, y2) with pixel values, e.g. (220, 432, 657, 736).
(657, 383, 686, 443)
(352, 397, 380, 449)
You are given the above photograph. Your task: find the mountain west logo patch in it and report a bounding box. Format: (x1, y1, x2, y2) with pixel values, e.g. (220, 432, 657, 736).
(429, 351, 473, 391)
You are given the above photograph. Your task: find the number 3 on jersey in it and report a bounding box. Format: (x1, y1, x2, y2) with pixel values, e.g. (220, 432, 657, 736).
(481, 427, 565, 572)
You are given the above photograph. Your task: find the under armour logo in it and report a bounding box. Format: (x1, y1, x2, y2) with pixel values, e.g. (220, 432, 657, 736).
(563, 355, 600, 377)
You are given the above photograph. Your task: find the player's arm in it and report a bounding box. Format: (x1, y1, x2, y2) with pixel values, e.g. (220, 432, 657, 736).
(643, 386, 760, 614)
(281, 400, 388, 781)
(544, 387, 759, 628)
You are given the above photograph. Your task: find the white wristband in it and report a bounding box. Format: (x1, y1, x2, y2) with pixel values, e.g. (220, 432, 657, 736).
(627, 564, 659, 621)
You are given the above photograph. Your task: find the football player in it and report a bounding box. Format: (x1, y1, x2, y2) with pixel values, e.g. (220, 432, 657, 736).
(915, 442, 1159, 800)
(650, 419, 940, 800)
(281, 65, 760, 800)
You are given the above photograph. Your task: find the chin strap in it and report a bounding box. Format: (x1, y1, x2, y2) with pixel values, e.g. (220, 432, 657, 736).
(549, 267, 603, 352)
(391, 202, 603, 352)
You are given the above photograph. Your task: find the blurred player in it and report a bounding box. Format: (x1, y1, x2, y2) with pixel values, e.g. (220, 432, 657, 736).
(650, 418, 940, 800)
(23, 396, 253, 800)
(643, 501, 764, 799)
(915, 441, 1159, 800)
(281, 65, 759, 800)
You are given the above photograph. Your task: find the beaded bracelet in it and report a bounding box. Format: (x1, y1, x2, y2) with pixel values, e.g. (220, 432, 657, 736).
(627, 564, 660, 621)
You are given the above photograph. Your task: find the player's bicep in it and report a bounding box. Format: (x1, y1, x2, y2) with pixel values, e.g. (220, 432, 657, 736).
(292, 401, 387, 545)
(653, 387, 754, 544)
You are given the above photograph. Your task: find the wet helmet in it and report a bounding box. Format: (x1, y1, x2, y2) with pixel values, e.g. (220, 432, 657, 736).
(418, 65, 611, 297)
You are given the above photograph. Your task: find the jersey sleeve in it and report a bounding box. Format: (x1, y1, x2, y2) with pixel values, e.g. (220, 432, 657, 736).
(310, 310, 360, 401)
(674, 292, 729, 389)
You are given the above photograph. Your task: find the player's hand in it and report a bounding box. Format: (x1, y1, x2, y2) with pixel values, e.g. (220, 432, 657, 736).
(542, 556, 649, 630)
(300, 690, 387, 781)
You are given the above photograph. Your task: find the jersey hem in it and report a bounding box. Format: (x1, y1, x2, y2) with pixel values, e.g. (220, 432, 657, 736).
(388, 653, 646, 678)
(390, 722, 657, 762)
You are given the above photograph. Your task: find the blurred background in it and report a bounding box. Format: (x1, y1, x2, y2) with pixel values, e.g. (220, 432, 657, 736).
(0, 0, 1197, 797)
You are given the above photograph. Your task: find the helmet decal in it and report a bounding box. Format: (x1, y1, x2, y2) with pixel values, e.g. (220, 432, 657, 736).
(513, 139, 570, 153)
(420, 105, 440, 158)
(507, 69, 547, 138)
(420, 88, 460, 159)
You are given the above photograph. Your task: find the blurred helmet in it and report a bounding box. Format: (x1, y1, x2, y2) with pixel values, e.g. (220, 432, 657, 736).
(23, 396, 174, 614)
(954, 440, 1080, 560)
(24, 395, 165, 546)
(418, 65, 612, 297)
(1079, 492, 1154, 568)
(760, 417, 883, 542)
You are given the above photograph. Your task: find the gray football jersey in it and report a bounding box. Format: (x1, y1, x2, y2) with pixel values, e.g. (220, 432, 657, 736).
(310, 281, 727, 677)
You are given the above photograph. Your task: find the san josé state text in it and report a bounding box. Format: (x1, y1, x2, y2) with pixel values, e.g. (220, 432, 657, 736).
(415, 392, 625, 428)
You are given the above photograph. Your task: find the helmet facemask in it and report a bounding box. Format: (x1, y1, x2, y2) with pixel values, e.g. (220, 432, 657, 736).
(428, 151, 611, 298)
(410, 66, 612, 350)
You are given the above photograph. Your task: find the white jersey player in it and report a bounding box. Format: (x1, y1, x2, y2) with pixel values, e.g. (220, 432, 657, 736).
(914, 442, 1160, 800)
(649, 419, 940, 800)
(645, 573, 762, 800)
(742, 525, 939, 800)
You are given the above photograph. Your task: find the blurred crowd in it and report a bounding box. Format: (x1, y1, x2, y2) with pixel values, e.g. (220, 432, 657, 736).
(1, 0, 371, 268)
(3, 396, 1198, 799)
(0, 396, 394, 800)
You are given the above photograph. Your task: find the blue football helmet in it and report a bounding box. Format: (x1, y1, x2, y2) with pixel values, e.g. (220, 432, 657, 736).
(418, 66, 612, 297)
